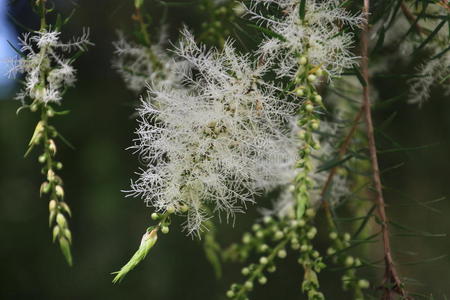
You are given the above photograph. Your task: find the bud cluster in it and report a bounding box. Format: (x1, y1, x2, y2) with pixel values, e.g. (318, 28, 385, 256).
(198, 0, 238, 46)
(326, 230, 370, 299)
(225, 211, 325, 300)
(32, 104, 74, 266)
(292, 55, 325, 220)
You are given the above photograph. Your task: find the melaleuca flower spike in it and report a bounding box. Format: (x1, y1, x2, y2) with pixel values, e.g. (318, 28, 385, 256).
(8, 0, 92, 265)
(245, 0, 363, 80)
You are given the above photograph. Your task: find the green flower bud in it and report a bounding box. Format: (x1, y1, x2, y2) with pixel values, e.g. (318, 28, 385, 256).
(259, 244, 269, 252)
(258, 276, 267, 285)
(166, 205, 175, 214)
(274, 230, 284, 240)
(252, 224, 261, 231)
(315, 68, 323, 76)
(64, 229, 72, 243)
(242, 233, 252, 244)
(277, 249, 287, 258)
(259, 256, 268, 265)
(327, 247, 336, 255)
(329, 232, 338, 240)
(52, 226, 60, 242)
(47, 169, 55, 182)
(47, 108, 54, 117)
(56, 213, 66, 228)
(241, 267, 250, 276)
(180, 205, 189, 213)
(314, 94, 323, 103)
(358, 279, 370, 289)
(48, 139, 57, 156)
(59, 202, 71, 217)
(263, 216, 272, 224)
(295, 87, 304, 97)
(299, 56, 308, 65)
(298, 130, 306, 140)
(38, 154, 46, 163)
(343, 233, 351, 241)
(345, 256, 354, 267)
(305, 104, 314, 112)
(49, 199, 57, 211)
(307, 74, 317, 82)
(55, 185, 64, 198)
(226, 290, 234, 298)
(305, 208, 316, 217)
(244, 281, 253, 290)
(161, 226, 169, 234)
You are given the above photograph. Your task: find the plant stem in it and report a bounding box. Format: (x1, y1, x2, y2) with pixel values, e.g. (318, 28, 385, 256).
(400, 2, 426, 36)
(360, 1, 408, 298)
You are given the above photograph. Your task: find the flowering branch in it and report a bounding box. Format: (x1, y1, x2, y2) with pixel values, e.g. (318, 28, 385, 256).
(9, 0, 92, 265)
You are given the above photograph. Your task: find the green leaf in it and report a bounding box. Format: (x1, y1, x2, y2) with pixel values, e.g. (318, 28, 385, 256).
(7, 12, 34, 32)
(390, 220, 447, 238)
(400, 255, 447, 266)
(353, 204, 377, 239)
(371, 25, 386, 55)
(55, 13, 63, 31)
(157, 0, 200, 6)
(296, 194, 307, 220)
(352, 66, 367, 87)
(245, 23, 287, 42)
(316, 154, 353, 173)
(377, 143, 439, 154)
(7, 40, 25, 58)
(299, 0, 306, 21)
(203, 223, 222, 279)
(415, 18, 447, 52)
(112, 229, 158, 284)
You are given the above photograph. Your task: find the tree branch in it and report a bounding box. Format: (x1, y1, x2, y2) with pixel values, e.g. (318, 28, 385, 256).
(360, 1, 409, 298)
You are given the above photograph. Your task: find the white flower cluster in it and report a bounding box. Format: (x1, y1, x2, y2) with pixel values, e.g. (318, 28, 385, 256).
(8, 29, 92, 103)
(406, 3, 450, 105)
(245, 0, 363, 79)
(113, 31, 186, 93)
(408, 54, 450, 105)
(128, 31, 297, 234)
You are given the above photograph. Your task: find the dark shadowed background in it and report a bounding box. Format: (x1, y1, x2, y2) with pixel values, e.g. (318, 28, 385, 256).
(0, 0, 449, 299)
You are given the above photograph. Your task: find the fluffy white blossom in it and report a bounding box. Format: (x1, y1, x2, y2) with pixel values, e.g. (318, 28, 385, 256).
(246, 0, 363, 79)
(408, 54, 450, 105)
(128, 30, 297, 235)
(113, 31, 186, 93)
(406, 4, 450, 105)
(8, 29, 92, 103)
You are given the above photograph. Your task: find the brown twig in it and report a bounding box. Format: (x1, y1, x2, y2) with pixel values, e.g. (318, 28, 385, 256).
(360, 1, 408, 299)
(321, 107, 363, 204)
(400, 2, 427, 36)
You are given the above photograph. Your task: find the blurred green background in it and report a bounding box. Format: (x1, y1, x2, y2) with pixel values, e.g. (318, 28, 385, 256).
(0, 1, 448, 299)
